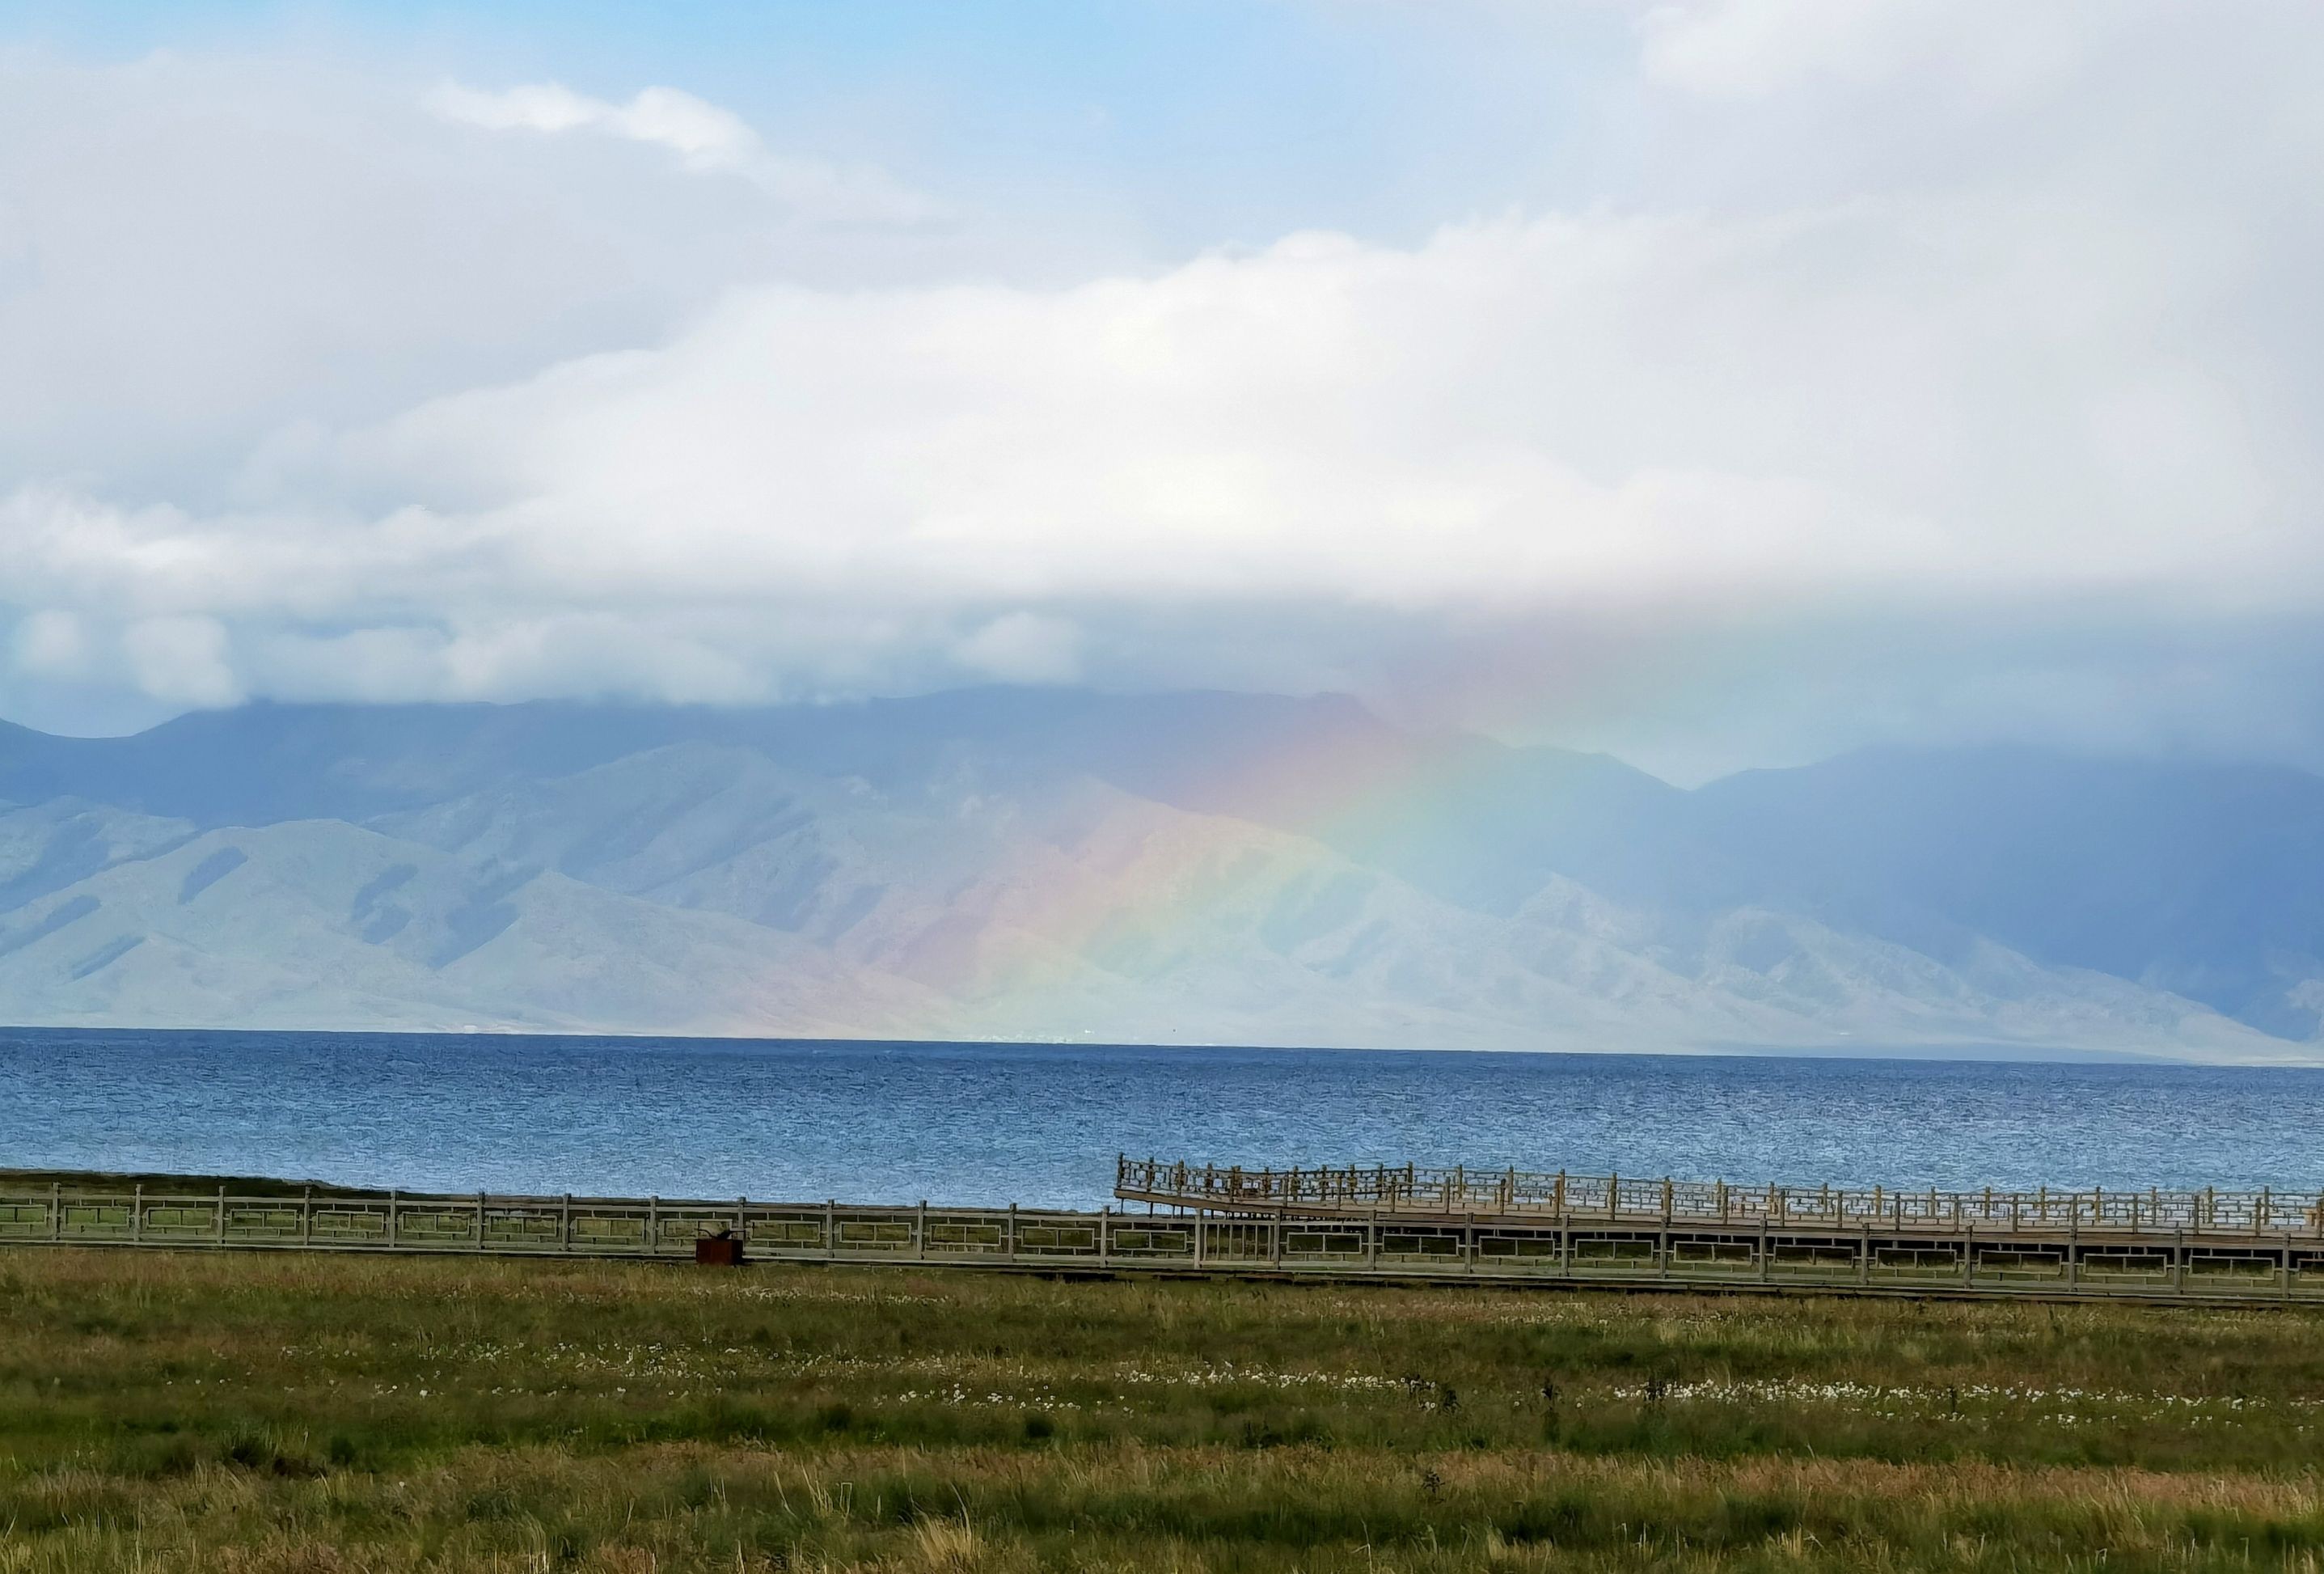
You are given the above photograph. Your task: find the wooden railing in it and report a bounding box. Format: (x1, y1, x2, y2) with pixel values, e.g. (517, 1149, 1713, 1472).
(1115, 1157, 2324, 1237)
(9, 1176, 2324, 1304)
(0, 1182, 1106, 1263)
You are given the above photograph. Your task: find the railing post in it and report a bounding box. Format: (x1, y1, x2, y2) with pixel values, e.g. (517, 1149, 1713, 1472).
(560, 1193, 573, 1253)
(645, 1196, 658, 1256)
(823, 1199, 836, 1259)
(1100, 1206, 1110, 1267)
(132, 1182, 143, 1245)
(50, 1182, 61, 1243)
(917, 1200, 928, 1261)
(215, 1185, 226, 1246)
(1365, 1210, 1378, 1271)
(2174, 1227, 2186, 1295)
(1008, 1202, 1019, 1263)
(387, 1189, 398, 1250)
(302, 1186, 313, 1249)
(475, 1191, 486, 1251)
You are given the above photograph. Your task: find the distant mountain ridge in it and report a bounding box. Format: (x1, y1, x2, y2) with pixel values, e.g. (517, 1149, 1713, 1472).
(0, 690, 2315, 1060)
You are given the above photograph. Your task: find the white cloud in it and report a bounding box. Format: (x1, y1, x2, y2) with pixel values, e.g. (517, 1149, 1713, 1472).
(4, 7, 2324, 772)
(3, 183, 2301, 717)
(121, 616, 240, 707)
(955, 614, 1084, 684)
(0, 51, 1012, 507)
(12, 611, 87, 676)
(247, 195, 2295, 615)
(426, 82, 753, 163)
(425, 80, 942, 225)
(1637, 0, 2086, 101)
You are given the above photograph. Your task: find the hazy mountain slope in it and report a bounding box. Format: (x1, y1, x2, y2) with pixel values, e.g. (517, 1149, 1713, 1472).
(0, 689, 1432, 827)
(1498, 878, 2264, 1055)
(0, 799, 198, 915)
(0, 819, 947, 1035)
(374, 744, 977, 941)
(369, 746, 1576, 1040)
(361, 745, 1878, 1047)
(0, 688, 1679, 893)
(1675, 750, 2324, 1039)
(0, 693, 2309, 1057)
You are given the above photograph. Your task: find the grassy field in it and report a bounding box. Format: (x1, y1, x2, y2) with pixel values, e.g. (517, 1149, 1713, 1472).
(5, 1249, 2324, 1571)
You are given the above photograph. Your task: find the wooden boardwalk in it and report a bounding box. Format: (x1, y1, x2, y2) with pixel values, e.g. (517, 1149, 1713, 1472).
(1110, 1157, 2324, 1304)
(1, 1159, 2322, 1305)
(1114, 1157, 2324, 1234)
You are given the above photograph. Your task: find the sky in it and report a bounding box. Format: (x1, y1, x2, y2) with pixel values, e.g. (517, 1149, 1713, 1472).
(2, 1, 2322, 781)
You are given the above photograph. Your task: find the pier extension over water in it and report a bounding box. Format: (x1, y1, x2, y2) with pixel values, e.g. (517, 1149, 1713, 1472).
(2, 1157, 2320, 1306)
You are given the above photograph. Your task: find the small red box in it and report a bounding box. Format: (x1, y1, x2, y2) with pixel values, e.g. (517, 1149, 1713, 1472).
(695, 1232, 744, 1267)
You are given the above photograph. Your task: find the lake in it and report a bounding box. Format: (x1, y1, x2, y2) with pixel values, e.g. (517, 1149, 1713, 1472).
(2, 1028, 2320, 1206)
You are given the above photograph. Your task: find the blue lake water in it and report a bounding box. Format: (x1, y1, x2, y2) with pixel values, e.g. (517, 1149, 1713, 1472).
(2, 1028, 2321, 1206)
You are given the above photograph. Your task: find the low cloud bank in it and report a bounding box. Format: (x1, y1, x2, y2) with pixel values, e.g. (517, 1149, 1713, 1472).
(4, 3, 2323, 773)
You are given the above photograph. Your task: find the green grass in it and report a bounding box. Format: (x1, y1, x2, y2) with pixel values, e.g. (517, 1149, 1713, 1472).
(5, 1247, 2324, 1570)
(0, 1166, 370, 1199)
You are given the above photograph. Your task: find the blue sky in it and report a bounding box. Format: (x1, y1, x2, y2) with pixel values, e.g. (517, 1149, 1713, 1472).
(10, 0, 1625, 252)
(2, 2, 2322, 781)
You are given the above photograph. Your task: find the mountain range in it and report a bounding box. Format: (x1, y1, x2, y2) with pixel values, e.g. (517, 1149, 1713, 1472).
(2, 688, 2318, 1061)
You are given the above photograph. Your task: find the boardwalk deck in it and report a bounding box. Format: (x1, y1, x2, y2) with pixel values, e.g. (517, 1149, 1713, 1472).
(2, 1165, 2322, 1306)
